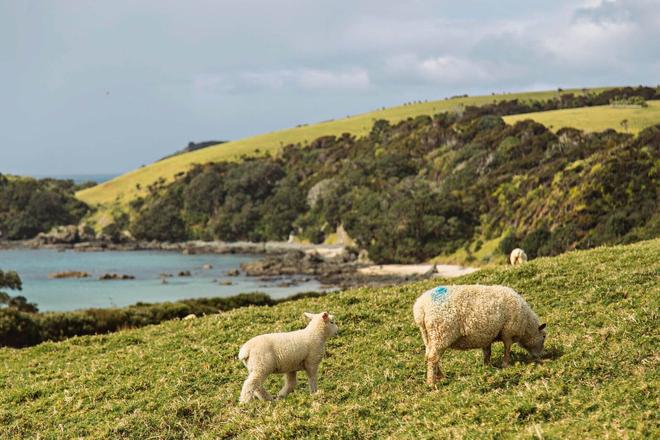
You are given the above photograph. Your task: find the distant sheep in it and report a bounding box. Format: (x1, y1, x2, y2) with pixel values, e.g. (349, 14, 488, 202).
(238, 311, 338, 403)
(510, 248, 528, 265)
(413, 285, 546, 385)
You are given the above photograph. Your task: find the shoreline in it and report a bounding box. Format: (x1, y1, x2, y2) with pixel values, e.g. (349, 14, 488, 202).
(1, 239, 478, 290)
(0, 238, 347, 257)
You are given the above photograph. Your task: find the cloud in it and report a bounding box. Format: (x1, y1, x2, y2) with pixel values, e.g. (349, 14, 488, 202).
(297, 68, 370, 90)
(193, 68, 370, 95)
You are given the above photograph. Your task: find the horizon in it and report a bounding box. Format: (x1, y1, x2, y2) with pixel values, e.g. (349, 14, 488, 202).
(2, 0, 659, 175)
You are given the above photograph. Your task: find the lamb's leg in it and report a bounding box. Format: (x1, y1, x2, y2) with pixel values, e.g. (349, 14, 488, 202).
(240, 372, 273, 403)
(426, 344, 445, 385)
(305, 363, 319, 393)
(502, 338, 513, 367)
(240, 373, 260, 403)
(483, 345, 492, 366)
(277, 372, 297, 398)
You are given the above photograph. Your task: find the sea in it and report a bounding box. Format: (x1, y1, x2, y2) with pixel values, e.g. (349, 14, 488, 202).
(0, 249, 321, 312)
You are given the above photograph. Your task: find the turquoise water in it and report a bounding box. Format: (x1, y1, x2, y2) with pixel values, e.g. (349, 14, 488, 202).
(0, 249, 321, 312)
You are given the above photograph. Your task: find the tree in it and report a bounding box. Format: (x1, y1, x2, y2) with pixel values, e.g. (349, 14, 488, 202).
(0, 270, 38, 313)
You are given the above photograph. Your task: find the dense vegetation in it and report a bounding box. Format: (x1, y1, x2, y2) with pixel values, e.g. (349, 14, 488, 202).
(128, 87, 660, 263)
(0, 270, 38, 313)
(77, 86, 660, 208)
(0, 291, 324, 348)
(1, 239, 657, 438)
(0, 175, 90, 239)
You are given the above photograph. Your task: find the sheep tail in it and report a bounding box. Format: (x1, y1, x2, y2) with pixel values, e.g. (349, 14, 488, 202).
(238, 344, 250, 366)
(413, 300, 429, 347)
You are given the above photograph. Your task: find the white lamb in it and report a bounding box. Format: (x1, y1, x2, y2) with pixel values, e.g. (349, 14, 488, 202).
(238, 311, 338, 403)
(510, 248, 528, 265)
(413, 285, 546, 385)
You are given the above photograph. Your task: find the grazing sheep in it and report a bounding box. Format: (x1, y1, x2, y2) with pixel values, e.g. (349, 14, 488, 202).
(413, 285, 546, 385)
(510, 248, 528, 265)
(238, 311, 338, 403)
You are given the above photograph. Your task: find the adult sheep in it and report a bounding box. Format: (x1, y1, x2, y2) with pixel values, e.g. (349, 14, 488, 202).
(413, 285, 546, 385)
(510, 248, 528, 265)
(238, 311, 338, 403)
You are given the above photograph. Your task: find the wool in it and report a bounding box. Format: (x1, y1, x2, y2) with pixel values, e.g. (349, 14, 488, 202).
(413, 284, 546, 385)
(510, 248, 528, 265)
(238, 311, 338, 403)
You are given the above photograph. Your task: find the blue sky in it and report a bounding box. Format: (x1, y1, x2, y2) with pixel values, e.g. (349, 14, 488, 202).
(1, 0, 658, 175)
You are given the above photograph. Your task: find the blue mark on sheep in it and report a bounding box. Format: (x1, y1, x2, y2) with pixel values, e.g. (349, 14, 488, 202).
(431, 286, 448, 303)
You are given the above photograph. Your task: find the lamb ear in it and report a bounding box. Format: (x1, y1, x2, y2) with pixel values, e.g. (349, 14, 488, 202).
(322, 312, 329, 321)
(303, 312, 314, 321)
(539, 323, 546, 331)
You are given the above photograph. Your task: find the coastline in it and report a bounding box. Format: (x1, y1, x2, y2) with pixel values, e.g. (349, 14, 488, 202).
(1, 238, 478, 289)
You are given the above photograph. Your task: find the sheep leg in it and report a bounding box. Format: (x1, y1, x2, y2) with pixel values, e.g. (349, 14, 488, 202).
(240, 372, 273, 403)
(305, 364, 319, 393)
(426, 345, 444, 385)
(277, 372, 297, 398)
(502, 338, 513, 367)
(483, 345, 492, 365)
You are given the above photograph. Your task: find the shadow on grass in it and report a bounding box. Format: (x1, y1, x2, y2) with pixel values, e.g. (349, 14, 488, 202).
(493, 344, 564, 367)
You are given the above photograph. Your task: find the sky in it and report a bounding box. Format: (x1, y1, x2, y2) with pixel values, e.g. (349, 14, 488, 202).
(1, 0, 659, 176)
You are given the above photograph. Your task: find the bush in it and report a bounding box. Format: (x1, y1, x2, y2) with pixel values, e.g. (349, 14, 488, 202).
(0, 292, 323, 348)
(521, 227, 551, 259)
(0, 176, 89, 239)
(498, 232, 520, 255)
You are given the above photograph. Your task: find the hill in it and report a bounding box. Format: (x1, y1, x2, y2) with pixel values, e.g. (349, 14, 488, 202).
(503, 100, 660, 134)
(76, 87, 612, 208)
(1, 239, 657, 438)
(125, 109, 659, 264)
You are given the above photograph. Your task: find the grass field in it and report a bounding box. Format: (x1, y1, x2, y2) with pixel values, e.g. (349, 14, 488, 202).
(1, 239, 658, 438)
(503, 100, 660, 134)
(76, 87, 612, 208)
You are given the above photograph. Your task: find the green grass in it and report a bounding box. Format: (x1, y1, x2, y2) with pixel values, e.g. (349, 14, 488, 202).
(503, 100, 660, 134)
(76, 87, 611, 209)
(1, 239, 658, 438)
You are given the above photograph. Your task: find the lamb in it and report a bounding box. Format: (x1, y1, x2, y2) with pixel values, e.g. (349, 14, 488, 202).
(413, 285, 546, 385)
(510, 248, 528, 265)
(238, 311, 338, 403)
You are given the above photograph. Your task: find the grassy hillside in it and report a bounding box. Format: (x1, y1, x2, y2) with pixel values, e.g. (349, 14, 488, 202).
(1, 239, 658, 438)
(76, 87, 610, 208)
(503, 100, 660, 134)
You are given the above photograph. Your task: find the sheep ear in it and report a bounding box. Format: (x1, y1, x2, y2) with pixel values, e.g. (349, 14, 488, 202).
(303, 312, 314, 321)
(539, 323, 546, 331)
(322, 312, 329, 321)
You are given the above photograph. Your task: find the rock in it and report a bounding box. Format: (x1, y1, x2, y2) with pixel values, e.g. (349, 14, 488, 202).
(99, 273, 135, 280)
(36, 225, 80, 244)
(218, 280, 233, 285)
(183, 314, 196, 320)
(202, 264, 213, 270)
(225, 269, 240, 276)
(48, 271, 89, 279)
(178, 270, 192, 277)
(357, 249, 372, 264)
(160, 273, 174, 278)
(77, 224, 96, 242)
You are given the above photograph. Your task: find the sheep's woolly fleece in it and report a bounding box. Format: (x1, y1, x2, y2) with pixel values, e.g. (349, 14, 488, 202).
(414, 284, 543, 352)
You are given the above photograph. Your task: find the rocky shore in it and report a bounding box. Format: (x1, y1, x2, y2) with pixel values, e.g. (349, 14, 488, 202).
(0, 227, 477, 289)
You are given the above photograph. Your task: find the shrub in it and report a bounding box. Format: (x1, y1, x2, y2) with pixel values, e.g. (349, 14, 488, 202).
(0, 292, 323, 348)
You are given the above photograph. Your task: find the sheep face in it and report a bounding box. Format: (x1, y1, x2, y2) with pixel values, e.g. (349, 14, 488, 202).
(522, 323, 547, 358)
(304, 311, 338, 338)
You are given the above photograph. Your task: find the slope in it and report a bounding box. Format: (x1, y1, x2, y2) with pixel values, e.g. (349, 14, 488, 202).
(1, 239, 658, 438)
(76, 87, 611, 208)
(503, 100, 660, 134)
